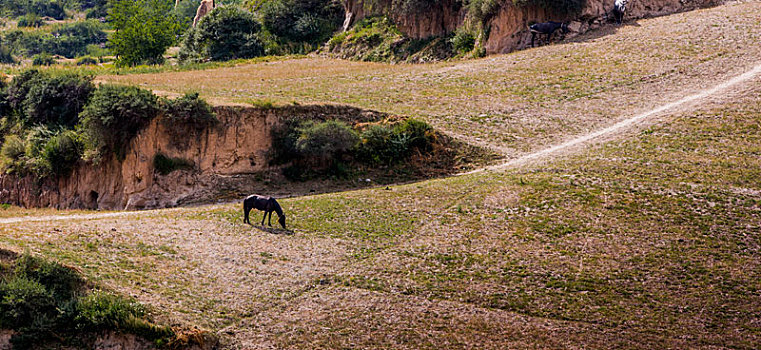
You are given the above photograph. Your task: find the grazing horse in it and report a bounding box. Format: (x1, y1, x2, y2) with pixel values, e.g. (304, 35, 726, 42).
(243, 195, 286, 229)
(529, 21, 569, 47)
(613, 0, 628, 25)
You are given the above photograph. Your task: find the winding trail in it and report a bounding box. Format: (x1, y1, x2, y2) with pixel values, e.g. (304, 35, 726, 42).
(2, 62, 761, 225)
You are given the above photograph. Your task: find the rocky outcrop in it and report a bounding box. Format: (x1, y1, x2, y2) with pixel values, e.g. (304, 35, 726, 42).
(342, 0, 465, 39)
(342, 0, 723, 53)
(193, 0, 215, 27)
(0, 105, 383, 210)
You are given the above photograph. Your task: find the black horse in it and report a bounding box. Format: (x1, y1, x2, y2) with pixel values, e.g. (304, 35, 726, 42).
(529, 21, 569, 47)
(243, 195, 286, 229)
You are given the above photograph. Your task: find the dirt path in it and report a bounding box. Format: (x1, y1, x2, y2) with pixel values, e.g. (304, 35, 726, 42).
(3, 61, 760, 224)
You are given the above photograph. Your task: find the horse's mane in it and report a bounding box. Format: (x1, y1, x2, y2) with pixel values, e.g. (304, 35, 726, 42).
(271, 198, 285, 217)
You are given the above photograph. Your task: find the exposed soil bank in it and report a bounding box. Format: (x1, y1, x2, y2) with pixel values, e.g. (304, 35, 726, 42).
(0, 105, 383, 210)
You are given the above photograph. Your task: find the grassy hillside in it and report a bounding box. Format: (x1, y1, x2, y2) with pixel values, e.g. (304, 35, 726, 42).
(102, 2, 761, 158)
(3, 76, 759, 348)
(1, 1, 760, 348)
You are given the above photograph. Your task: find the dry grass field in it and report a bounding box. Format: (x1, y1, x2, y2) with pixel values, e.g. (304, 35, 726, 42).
(2, 1, 761, 349)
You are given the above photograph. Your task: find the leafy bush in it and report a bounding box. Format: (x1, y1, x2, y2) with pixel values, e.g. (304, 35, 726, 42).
(108, 0, 182, 66)
(18, 72, 94, 128)
(0, 275, 54, 330)
(76, 56, 98, 65)
(0, 252, 176, 349)
(295, 119, 359, 159)
(260, 0, 344, 45)
(153, 153, 194, 175)
(451, 30, 475, 54)
(394, 118, 434, 150)
(161, 92, 216, 129)
(179, 6, 264, 62)
(80, 84, 159, 159)
(42, 130, 82, 176)
(31, 53, 55, 65)
(1, 135, 25, 161)
(3, 21, 106, 59)
(13, 254, 83, 302)
(356, 119, 435, 164)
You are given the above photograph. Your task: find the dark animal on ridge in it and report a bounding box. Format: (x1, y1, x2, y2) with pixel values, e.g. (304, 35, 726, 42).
(243, 195, 286, 229)
(613, 0, 629, 25)
(529, 21, 569, 47)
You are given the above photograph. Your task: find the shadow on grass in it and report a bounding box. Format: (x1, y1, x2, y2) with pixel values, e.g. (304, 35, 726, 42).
(251, 224, 294, 235)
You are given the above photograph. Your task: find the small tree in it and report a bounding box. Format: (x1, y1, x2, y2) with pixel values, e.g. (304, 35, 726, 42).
(108, 0, 182, 66)
(179, 6, 264, 62)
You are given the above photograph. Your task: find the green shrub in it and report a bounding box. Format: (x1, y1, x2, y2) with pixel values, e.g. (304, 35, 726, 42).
(13, 254, 83, 302)
(356, 119, 435, 165)
(108, 0, 183, 66)
(80, 84, 159, 159)
(451, 30, 476, 54)
(76, 56, 98, 65)
(24, 125, 55, 159)
(18, 72, 95, 128)
(260, 0, 344, 45)
(0, 252, 175, 348)
(161, 92, 216, 129)
(42, 130, 82, 176)
(295, 119, 359, 159)
(152, 153, 194, 175)
(31, 53, 55, 66)
(1, 135, 26, 160)
(0, 275, 54, 330)
(179, 6, 264, 63)
(394, 118, 434, 151)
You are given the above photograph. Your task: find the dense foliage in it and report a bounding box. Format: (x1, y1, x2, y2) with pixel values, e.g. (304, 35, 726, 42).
(0, 252, 174, 349)
(161, 92, 217, 129)
(259, 0, 344, 46)
(272, 118, 436, 179)
(0, 0, 66, 19)
(2, 20, 107, 59)
(0, 70, 215, 178)
(179, 6, 264, 62)
(79, 84, 159, 159)
(108, 0, 182, 66)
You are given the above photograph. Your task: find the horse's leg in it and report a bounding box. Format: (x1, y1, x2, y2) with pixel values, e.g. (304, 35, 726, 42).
(243, 202, 250, 224)
(531, 33, 535, 47)
(268, 211, 273, 226)
(261, 211, 267, 226)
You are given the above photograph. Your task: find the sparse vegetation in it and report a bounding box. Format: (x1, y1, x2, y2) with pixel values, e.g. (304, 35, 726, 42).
(326, 16, 454, 63)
